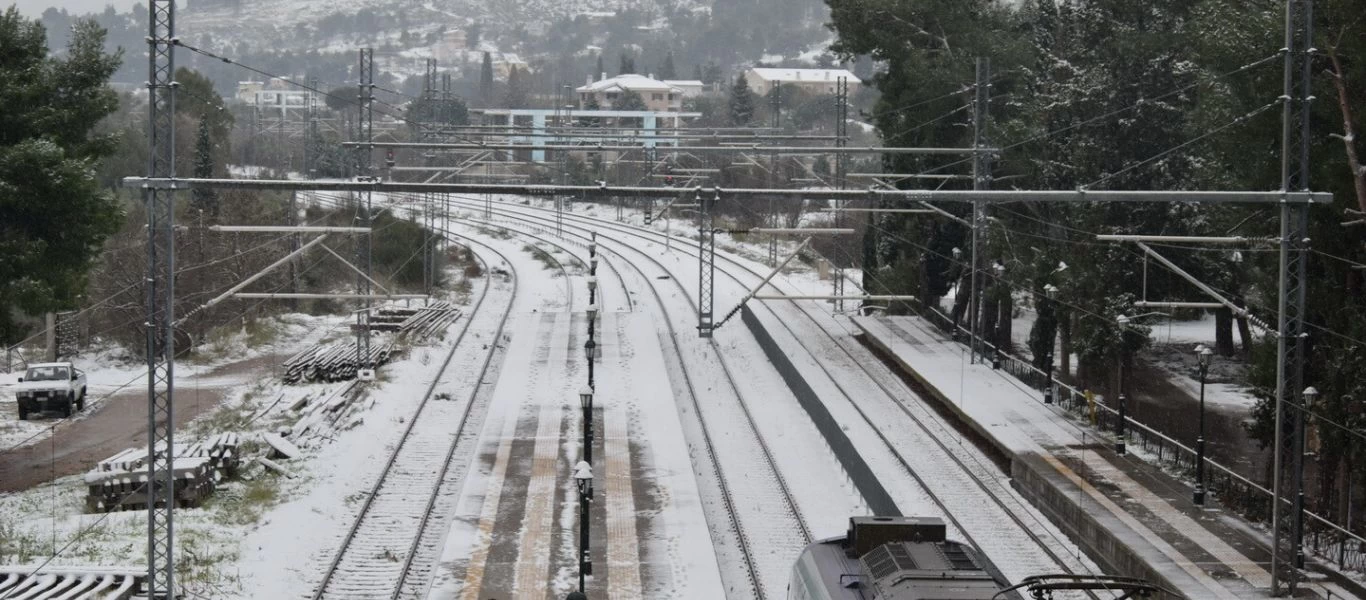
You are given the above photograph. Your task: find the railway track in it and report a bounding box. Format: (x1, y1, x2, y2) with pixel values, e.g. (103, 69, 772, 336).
(443, 196, 1103, 593)
(439, 196, 822, 599)
(306, 200, 523, 600)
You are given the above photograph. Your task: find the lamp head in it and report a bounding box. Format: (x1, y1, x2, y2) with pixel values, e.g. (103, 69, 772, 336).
(579, 386, 593, 408)
(573, 461, 594, 493)
(1303, 386, 1320, 404)
(1198, 346, 1214, 366)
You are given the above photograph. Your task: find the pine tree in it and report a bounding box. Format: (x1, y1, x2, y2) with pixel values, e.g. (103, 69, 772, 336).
(191, 119, 218, 218)
(503, 66, 529, 109)
(618, 52, 635, 75)
(479, 52, 494, 106)
(728, 74, 755, 125)
(0, 10, 123, 341)
(615, 90, 648, 111)
(578, 96, 602, 127)
(659, 51, 677, 80)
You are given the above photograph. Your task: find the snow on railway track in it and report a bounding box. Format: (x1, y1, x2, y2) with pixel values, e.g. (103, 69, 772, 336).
(305, 210, 521, 600)
(441, 197, 851, 599)
(445, 196, 1104, 593)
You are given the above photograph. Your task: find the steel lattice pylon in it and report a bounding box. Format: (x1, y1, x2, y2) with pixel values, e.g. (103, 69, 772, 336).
(143, 0, 177, 596)
(698, 192, 717, 337)
(1271, 0, 1314, 593)
(355, 48, 375, 370)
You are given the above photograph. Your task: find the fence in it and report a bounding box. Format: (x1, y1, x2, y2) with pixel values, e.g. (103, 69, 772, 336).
(905, 304, 1366, 574)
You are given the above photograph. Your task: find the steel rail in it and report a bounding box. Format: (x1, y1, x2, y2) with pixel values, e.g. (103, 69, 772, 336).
(437, 196, 805, 598)
(454, 195, 1099, 590)
(308, 204, 521, 600)
(390, 229, 524, 600)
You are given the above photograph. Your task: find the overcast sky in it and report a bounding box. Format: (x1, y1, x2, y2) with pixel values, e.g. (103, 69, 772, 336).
(9, 0, 140, 18)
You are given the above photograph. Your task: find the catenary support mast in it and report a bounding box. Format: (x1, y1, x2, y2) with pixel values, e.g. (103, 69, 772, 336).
(1272, 0, 1314, 593)
(143, 0, 177, 595)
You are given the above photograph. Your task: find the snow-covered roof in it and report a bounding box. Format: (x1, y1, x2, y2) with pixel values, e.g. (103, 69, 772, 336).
(577, 74, 680, 94)
(664, 80, 705, 87)
(748, 68, 861, 84)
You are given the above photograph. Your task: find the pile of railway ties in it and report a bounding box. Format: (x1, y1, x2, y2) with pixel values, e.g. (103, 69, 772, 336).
(282, 303, 461, 383)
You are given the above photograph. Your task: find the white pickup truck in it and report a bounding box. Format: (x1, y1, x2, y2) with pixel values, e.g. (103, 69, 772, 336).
(14, 362, 87, 420)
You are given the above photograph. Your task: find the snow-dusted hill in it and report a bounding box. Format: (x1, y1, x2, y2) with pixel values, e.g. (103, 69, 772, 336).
(179, 0, 688, 51)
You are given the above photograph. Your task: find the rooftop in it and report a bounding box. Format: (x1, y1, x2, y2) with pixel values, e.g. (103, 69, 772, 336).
(577, 74, 681, 94)
(748, 67, 861, 84)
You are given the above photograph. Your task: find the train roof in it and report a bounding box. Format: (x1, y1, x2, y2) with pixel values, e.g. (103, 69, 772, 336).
(791, 517, 1018, 600)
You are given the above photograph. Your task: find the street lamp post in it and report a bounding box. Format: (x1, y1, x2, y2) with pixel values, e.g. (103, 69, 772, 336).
(579, 386, 594, 466)
(583, 337, 596, 390)
(1115, 315, 1129, 455)
(573, 461, 594, 589)
(1296, 385, 1319, 569)
(587, 276, 597, 306)
(1043, 284, 1060, 405)
(990, 262, 1006, 369)
(1194, 344, 1214, 506)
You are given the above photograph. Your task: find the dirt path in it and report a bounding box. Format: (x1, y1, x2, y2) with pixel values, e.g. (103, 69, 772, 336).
(0, 354, 282, 493)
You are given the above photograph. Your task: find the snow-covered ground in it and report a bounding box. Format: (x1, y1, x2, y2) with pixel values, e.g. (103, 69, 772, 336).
(445, 195, 1099, 594)
(0, 314, 345, 452)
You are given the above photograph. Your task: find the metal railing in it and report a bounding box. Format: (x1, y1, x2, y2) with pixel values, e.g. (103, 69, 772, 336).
(903, 305, 1366, 574)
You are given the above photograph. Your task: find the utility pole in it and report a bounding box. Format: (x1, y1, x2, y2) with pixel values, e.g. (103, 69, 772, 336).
(1272, 0, 1314, 593)
(289, 191, 301, 310)
(305, 76, 319, 178)
(143, 0, 177, 596)
(355, 48, 375, 375)
(833, 76, 850, 313)
(698, 190, 717, 338)
(969, 58, 992, 363)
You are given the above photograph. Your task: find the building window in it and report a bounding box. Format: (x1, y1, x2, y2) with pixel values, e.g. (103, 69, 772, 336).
(652, 93, 664, 101)
(606, 92, 620, 100)
(668, 93, 677, 100)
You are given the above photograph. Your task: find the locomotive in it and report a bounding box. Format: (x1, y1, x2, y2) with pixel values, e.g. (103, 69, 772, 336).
(789, 516, 1165, 600)
(787, 516, 1017, 600)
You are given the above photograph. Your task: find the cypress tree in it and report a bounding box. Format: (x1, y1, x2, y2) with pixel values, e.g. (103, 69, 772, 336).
(191, 119, 218, 218)
(728, 74, 755, 125)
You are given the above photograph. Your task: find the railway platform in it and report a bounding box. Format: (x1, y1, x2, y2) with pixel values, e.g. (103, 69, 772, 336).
(853, 315, 1363, 600)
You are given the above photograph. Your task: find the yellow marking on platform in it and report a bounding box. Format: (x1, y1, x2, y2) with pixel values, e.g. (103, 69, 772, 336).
(511, 403, 565, 600)
(456, 406, 520, 600)
(605, 394, 643, 597)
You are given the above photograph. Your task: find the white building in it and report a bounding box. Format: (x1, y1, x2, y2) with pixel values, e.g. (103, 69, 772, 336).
(662, 79, 706, 99)
(236, 79, 315, 111)
(576, 74, 683, 112)
(743, 68, 862, 96)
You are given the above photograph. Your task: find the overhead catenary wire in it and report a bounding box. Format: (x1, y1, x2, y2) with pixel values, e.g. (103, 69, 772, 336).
(173, 40, 484, 148)
(2, 196, 444, 585)
(887, 52, 1283, 181)
(1085, 101, 1281, 190)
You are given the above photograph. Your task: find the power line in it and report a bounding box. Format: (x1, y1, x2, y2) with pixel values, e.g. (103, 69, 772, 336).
(889, 53, 1283, 183)
(173, 41, 482, 147)
(1086, 101, 1280, 190)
